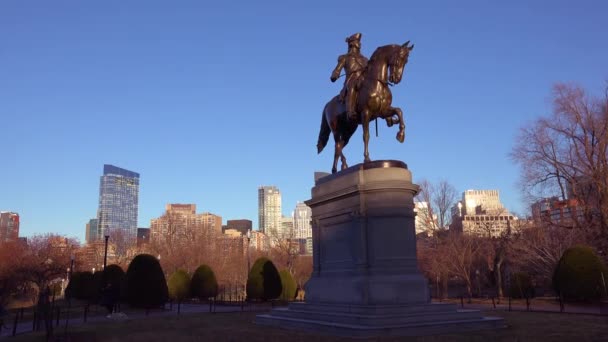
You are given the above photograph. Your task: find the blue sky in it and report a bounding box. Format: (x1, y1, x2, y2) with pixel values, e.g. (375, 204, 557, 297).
(2, 1, 607, 241)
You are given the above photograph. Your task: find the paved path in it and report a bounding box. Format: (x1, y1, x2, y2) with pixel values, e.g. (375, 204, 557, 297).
(0, 302, 271, 338)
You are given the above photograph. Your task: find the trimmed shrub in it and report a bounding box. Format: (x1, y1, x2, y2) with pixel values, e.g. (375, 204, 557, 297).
(90, 271, 104, 302)
(508, 272, 534, 299)
(126, 254, 168, 308)
(190, 265, 218, 300)
(246, 257, 282, 301)
(168, 270, 191, 301)
(104, 264, 125, 288)
(553, 245, 608, 301)
(64, 273, 79, 299)
(279, 270, 297, 301)
(65, 271, 94, 301)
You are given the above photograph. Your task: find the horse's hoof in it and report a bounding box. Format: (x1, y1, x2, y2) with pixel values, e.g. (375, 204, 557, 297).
(397, 131, 405, 143)
(331, 167, 337, 174)
(386, 118, 394, 127)
(364, 157, 371, 163)
(341, 164, 348, 170)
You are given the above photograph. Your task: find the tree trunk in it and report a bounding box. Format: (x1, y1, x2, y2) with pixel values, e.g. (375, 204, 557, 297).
(441, 274, 448, 300)
(466, 282, 472, 301)
(496, 262, 503, 299)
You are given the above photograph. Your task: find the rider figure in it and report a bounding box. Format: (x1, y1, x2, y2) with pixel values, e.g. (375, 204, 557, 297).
(331, 33, 368, 121)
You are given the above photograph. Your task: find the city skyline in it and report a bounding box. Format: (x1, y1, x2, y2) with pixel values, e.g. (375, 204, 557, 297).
(3, 2, 607, 240)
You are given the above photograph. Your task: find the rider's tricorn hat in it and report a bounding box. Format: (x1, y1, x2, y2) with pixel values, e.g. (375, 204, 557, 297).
(346, 33, 362, 45)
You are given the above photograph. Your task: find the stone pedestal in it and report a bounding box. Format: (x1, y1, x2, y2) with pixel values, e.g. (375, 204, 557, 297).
(256, 161, 503, 337)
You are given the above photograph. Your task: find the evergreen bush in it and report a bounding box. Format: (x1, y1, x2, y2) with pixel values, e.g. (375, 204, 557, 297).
(90, 271, 104, 302)
(279, 270, 297, 301)
(553, 245, 608, 301)
(168, 269, 191, 301)
(65, 271, 94, 301)
(190, 265, 218, 300)
(103, 264, 125, 288)
(246, 257, 282, 301)
(126, 254, 168, 308)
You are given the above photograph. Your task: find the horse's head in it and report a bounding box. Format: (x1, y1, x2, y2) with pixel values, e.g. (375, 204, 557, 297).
(388, 41, 414, 84)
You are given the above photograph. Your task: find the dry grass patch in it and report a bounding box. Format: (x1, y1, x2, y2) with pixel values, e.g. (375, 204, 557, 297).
(11, 310, 608, 341)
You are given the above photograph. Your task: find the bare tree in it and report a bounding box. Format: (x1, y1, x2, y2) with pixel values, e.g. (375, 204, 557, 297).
(509, 224, 584, 287)
(417, 235, 451, 299)
(434, 181, 458, 229)
(416, 179, 457, 231)
(443, 233, 485, 298)
(512, 83, 608, 253)
(266, 222, 301, 275)
(0, 241, 26, 307)
(17, 234, 79, 301)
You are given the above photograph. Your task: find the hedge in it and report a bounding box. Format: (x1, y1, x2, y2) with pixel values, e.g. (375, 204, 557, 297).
(190, 265, 218, 300)
(126, 254, 168, 307)
(553, 245, 608, 301)
(246, 257, 282, 301)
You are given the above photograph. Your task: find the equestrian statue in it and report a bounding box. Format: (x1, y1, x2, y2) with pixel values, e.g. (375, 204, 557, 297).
(317, 33, 414, 173)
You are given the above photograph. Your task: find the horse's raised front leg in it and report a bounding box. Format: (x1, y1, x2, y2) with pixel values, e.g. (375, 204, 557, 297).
(362, 110, 371, 163)
(390, 106, 406, 143)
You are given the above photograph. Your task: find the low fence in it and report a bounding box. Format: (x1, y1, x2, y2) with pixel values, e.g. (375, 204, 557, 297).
(433, 295, 608, 316)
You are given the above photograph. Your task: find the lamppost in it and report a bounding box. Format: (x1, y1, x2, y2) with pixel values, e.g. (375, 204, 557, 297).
(246, 230, 251, 273)
(69, 253, 75, 280)
(103, 232, 110, 271)
(436, 275, 440, 299)
(476, 269, 481, 298)
(92, 267, 96, 274)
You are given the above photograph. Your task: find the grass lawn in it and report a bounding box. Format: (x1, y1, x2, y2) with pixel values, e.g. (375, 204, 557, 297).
(10, 310, 608, 341)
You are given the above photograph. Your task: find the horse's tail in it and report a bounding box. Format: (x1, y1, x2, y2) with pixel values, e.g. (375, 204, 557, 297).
(317, 107, 331, 154)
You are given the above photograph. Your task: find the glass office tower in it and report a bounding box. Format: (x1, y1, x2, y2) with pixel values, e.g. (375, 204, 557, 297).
(96, 164, 139, 242)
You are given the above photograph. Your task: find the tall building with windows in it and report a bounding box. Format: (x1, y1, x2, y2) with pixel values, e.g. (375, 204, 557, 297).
(150, 204, 221, 244)
(280, 215, 294, 239)
(531, 197, 583, 227)
(258, 186, 281, 235)
(450, 189, 516, 237)
(96, 164, 139, 243)
(85, 218, 98, 244)
(461, 190, 503, 216)
(0, 211, 19, 242)
(293, 202, 312, 239)
(223, 219, 252, 236)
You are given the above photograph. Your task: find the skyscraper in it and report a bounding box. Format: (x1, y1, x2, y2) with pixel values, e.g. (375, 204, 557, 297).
(293, 202, 312, 239)
(85, 218, 98, 244)
(258, 186, 281, 235)
(96, 164, 139, 242)
(0, 211, 19, 242)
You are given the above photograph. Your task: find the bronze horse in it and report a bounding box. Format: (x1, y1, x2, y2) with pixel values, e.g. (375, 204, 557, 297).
(317, 41, 414, 173)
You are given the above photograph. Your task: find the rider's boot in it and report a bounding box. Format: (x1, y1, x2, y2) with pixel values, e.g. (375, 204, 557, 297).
(338, 89, 346, 103)
(346, 90, 358, 121)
